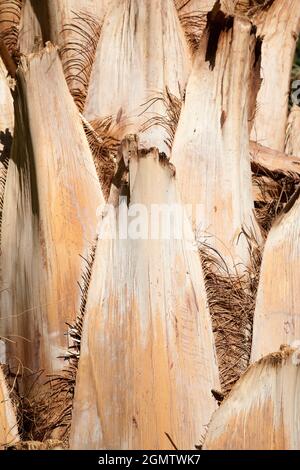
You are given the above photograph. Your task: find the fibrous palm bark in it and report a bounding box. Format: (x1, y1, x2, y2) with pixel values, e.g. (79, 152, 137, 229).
(19, 0, 112, 110)
(251, 188, 300, 362)
(174, 0, 216, 52)
(0, 366, 19, 449)
(0, 0, 299, 452)
(286, 104, 300, 156)
(0, 44, 103, 387)
(19, 0, 110, 52)
(172, 4, 260, 272)
(0, 56, 13, 242)
(83, 0, 191, 155)
(70, 138, 220, 450)
(250, 0, 300, 152)
(250, 141, 300, 174)
(203, 346, 300, 449)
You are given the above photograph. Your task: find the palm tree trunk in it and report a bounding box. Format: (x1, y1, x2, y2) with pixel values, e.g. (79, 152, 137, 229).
(0, 0, 300, 451)
(172, 4, 261, 272)
(0, 44, 103, 388)
(286, 104, 300, 156)
(83, 0, 191, 155)
(0, 366, 19, 448)
(251, 189, 300, 362)
(203, 346, 300, 449)
(69, 137, 220, 450)
(250, 0, 300, 152)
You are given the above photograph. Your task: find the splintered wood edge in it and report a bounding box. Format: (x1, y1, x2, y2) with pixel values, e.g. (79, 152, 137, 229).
(250, 141, 300, 175)
(201, 344, 299, 447)
(220, 345, 299, 406)
(18, 42, 59, 71)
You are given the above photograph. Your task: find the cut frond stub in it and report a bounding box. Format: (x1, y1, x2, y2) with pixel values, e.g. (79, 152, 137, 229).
(251, 183, 300, 362)
(204, 346, 300, 449)
(0, 365, 19, 449)
(0, 44, 103, 390)
(70, 136, 220, 450)
(172, 5, 262, 273)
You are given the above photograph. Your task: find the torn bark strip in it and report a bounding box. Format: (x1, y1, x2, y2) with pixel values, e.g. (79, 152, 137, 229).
(0, 56, 14, 261)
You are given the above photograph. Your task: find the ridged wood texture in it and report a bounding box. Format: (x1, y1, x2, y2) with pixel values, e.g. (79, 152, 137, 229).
(204, 347, 300, 449)
(251, 191, 300, 362)
(0, 44, 103, 386)
(83, 0, 191, 155)
(286, 104, 300, 156)
(70, 141, 220, 450)
(0, 366, 19, 449)
(250, 0, 300, 152)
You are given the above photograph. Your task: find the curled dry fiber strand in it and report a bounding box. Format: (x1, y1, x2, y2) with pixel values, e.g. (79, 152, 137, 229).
(82, 117, 118, 200)
(140, 87, 183, 153)
(61, 10, 102, 112)
(203, 346, 300, 449)
(0, 0, 22, 52)
(232, 0, 274, 16)
(200, 228, 262, 394)
(252, 163, 300, 236)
